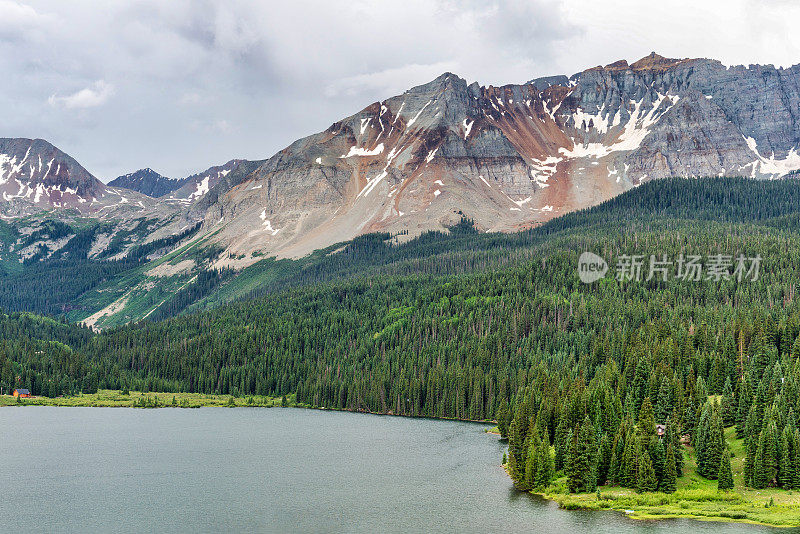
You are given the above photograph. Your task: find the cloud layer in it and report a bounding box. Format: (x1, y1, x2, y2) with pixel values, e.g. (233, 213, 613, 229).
(1, 0, 798, 181)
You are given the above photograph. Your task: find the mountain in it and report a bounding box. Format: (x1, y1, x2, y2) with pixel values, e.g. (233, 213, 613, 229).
(4, 52, 800, 327)
(163, 159, 245, 203)
(110, 160, 245, 202)
(0, 138, 105, 215)
(108, 168, 181, 198)
(194, 53, 800, 263)
(0, 138, 201, 268)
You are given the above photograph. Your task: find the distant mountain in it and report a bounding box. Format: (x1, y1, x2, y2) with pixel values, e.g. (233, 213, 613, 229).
(0, 138, 105, 213)
(108, 168, 181, 198)
(109, 161, 245, 201)
(6, 51, 800, 322)
(194, 52, 800, 262)
(163, 160, 244, 203)
(0, 137, 197, 266)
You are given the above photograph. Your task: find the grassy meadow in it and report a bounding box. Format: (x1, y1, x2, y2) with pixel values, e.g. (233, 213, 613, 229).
(0, 389, 297, 409)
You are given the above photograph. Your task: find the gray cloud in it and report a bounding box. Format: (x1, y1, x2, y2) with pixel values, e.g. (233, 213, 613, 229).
(0, 0, 798, 181)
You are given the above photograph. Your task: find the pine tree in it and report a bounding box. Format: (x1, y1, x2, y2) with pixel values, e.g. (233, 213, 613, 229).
(779, 428, 794, 488)
(535, 437, 554, 488)
(596, 433, 612, 486)
(718, 450, 734, 490)
(554, 416, 569, 471)
(665, 412, 683, 475)
(496, 398, 511, 438)
(721, 377, 736, 427)
(636, 450, 657, 493)
(661, 443, 677, 493)
(638, 397, 656, 440)
(695, 402, 724, 479)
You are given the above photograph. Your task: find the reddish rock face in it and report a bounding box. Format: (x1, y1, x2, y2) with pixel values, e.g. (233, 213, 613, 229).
(199, 53, 800, 261)
(5, 53, 800, 264)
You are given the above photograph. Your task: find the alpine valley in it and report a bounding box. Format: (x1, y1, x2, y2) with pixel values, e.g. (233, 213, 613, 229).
(3, 52, 800, 329)
(7, 49, 800, 528)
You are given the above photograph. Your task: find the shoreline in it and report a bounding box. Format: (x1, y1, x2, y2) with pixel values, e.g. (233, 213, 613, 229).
(502, 462, 800, 529)
(0, 390, 496, 426)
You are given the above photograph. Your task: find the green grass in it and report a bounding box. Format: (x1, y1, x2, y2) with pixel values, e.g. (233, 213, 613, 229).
(182, 256, 292, 314)
(0, 389, 299, 409)
(519, 427, 800, 527)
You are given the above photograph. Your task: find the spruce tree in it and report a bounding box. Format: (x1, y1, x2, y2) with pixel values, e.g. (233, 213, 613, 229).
(638, 397, 656, 440)
(636, 450, 657, 493)
(793, 429, 800, 490)
(568, 416, 597, 493)
(760, 422, 779, 487)
(665, 412, 683, 475)
(744, 435, 757, 487)
(566, 429, 580, 493)
(735, 378, 750, 439)
(596, 433, 611, 486)
(718, 450, 734, 490)
(522, 432, 538, 491)
(695, 402, 724, 479)
(609, 427, 625, 485)
(655, 376, 672, 423)
(621, 434, 640, 488)
(554, 417, 569, 471)
(721, 377, 736, 427)
(779, 429, 793, 488)
(496, 398, 511, 438)
(508, 417, 527, 486)
(661, 443, 677, 493)
(535, 437, 554, 488)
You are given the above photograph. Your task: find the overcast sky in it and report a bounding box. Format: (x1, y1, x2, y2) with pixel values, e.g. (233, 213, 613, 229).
(2, 0, 799, 181)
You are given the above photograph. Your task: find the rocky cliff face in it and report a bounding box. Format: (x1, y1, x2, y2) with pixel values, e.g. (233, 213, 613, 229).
(202, 53, 800, 262)
(5, 53, 800, 265)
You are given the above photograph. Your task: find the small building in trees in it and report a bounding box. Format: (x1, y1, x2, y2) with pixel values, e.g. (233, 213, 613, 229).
(12, 388, 31, 398)
(656, 424, 666, 438)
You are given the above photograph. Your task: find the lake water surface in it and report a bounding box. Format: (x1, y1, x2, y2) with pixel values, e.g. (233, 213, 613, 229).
(0, 407, 795, 533)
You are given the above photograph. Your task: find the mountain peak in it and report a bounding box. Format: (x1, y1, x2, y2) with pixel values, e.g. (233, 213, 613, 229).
(407, 72, 468, 96)
(0, 137, 103, 210)
(630, 52, 684, 70)
(108, 167, 177, 198)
